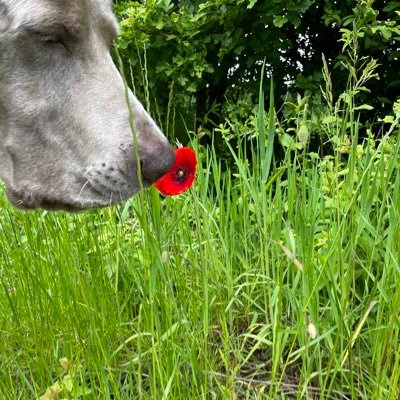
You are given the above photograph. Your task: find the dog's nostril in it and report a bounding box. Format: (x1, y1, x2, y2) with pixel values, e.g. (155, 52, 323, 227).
(140, 144, 175, 184)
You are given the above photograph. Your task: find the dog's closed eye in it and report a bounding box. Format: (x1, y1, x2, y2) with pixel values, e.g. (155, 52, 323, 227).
(37, 33, 68, 51)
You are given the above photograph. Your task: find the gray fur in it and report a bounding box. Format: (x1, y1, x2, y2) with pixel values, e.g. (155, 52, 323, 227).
(0, 0, 174, 211)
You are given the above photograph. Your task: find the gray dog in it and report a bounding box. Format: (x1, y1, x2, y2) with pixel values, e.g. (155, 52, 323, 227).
(0, 0, 175, 211)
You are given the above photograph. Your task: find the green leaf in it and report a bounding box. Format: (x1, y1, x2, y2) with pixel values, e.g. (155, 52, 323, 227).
(155, 20, 164, 30)
(379, 115, 395, 123)
(280, 133, 294, 148)
(381, 28, 392, 40)
(273, 16, 288, 28)
(354, 104, 374, 111)
(297, 124, 309, 143)
(247, 0, 257, 9)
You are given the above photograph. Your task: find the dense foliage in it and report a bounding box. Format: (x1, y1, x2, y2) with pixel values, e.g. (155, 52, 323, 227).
(114, 0, 400, 136)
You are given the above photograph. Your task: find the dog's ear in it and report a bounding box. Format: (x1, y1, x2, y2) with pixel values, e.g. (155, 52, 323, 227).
(0, 3, 12, 32)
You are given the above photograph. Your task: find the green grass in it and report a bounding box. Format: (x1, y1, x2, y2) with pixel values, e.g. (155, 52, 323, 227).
(1, 73, 400, 398)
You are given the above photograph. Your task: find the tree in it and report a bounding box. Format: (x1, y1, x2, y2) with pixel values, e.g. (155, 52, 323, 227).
(114, 0, 400, 136)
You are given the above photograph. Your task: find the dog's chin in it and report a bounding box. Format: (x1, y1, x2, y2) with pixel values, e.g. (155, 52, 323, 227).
(37, 199, 86, 213)
(6, 187, 82, 212)
(5, 186, 130, 212)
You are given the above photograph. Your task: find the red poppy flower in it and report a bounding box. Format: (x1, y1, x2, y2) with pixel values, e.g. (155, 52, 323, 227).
(154, 147, 197, 196)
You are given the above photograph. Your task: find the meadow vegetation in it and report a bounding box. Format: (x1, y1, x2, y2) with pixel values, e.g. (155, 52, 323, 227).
(1, 2, 400, 399)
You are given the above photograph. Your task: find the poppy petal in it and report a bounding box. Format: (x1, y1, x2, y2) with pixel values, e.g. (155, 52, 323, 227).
(154, 147, 197, 196)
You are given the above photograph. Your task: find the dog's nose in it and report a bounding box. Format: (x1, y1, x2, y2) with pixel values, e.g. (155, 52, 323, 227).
(140, 142, 175, 184)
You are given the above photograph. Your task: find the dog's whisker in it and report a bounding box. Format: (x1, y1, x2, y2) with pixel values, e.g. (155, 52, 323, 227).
(78, 180, 90, 200)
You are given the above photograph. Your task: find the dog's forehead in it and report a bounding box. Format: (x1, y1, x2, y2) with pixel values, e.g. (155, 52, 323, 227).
(3, 0, 117, 34)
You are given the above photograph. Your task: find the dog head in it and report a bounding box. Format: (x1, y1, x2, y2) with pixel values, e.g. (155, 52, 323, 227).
(0, 0, 175, 211)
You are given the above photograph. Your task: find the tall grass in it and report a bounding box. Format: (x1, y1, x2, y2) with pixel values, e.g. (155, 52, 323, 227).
(1, 58, 400, 399)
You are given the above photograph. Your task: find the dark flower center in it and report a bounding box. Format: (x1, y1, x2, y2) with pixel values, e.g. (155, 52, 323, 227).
(174, 167, 189, 182)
